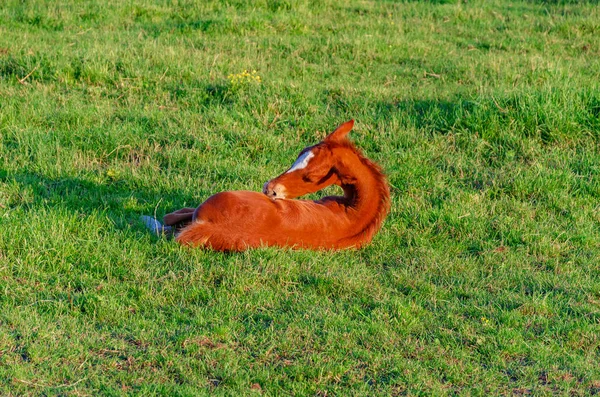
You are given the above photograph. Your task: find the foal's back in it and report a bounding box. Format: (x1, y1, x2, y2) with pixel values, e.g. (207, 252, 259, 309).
(176, 190, 353, 251)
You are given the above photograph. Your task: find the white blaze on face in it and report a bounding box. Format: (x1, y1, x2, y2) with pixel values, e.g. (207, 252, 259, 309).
(286, 150, 314, 174)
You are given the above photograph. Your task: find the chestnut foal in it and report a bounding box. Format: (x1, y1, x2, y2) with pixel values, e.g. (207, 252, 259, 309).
(154, 120, 390, 251)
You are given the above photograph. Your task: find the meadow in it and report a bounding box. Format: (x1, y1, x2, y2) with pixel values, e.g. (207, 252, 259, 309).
(1, 0, 600, 395)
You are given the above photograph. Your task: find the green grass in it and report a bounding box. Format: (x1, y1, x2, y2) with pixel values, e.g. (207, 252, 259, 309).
(1, 0, 600, 394)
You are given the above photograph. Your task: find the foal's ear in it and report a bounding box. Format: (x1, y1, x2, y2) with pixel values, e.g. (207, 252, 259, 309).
(324, 120, 354, 143)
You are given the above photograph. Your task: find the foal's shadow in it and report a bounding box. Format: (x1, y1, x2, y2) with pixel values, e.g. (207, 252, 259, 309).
(0, 169, 200, 235)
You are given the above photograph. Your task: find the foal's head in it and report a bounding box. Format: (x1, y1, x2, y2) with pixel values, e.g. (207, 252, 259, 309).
(263, 120, 355, 200)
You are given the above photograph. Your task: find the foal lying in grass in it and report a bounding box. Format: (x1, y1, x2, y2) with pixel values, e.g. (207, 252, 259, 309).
(143, 121, 389, 251)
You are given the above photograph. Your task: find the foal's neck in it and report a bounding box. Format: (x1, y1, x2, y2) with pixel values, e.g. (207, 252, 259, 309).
(333, 145, 390, 242)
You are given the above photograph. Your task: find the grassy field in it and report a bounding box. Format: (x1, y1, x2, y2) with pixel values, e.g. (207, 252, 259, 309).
(1, 0, 600, 395)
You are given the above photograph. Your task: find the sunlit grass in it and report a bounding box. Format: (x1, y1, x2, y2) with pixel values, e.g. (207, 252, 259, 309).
(1, 0, 600, 395)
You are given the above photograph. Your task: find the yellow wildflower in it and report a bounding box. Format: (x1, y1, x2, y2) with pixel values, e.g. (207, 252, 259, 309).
(228, 70, 262, 88)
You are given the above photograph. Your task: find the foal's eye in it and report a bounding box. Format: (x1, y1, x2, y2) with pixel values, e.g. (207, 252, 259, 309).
(302, 175, 313, 183)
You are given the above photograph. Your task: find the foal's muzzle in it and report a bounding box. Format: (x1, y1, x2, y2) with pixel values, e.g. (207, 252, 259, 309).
(263, 181, 286, 200)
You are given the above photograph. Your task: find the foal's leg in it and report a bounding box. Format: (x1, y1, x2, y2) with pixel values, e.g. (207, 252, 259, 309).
(163, 207, 196, 226)
(142, 207, 196, 237)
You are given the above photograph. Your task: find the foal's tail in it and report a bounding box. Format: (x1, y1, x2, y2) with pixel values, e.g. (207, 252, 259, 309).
(176, 222, 209, 245)
(176, 221, 245, 252)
